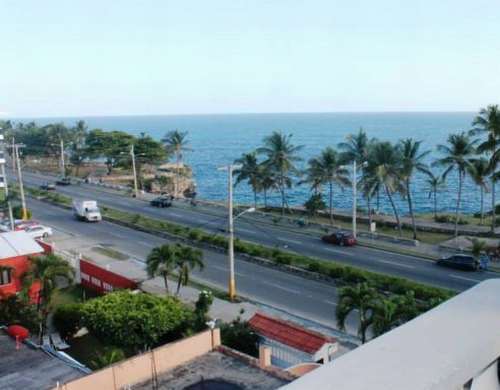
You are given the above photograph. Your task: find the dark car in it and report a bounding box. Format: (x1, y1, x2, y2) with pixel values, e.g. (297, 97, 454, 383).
(321, 231, 356, 246)
(39, 182, 56, 191)
(437, 254, 479, 271)
(150, 196, 173, 208)
(56, 177, 71, 186)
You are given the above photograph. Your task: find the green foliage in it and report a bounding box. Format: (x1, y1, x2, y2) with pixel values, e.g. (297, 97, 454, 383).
(12, 205, 32, 219)
(90, 347, 126, 369)
(304, 193, 326, 216)
(194, 290, 214, 330)
(434, 214, 469, 225)
(221, 317, 259, 357)
(53, 303, 83, 339)
(81, 291, 193, 351)
(0, 295, 40, 332)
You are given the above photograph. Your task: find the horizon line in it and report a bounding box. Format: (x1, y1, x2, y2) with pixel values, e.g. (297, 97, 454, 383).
(6, 109, 478, 120)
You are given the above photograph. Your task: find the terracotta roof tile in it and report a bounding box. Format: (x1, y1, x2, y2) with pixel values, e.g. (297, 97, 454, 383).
(249, 313, 336, 354)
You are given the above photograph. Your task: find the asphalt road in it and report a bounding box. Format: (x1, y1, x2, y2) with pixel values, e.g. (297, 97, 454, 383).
(15, 170, 499, 291)
(29, 197, 349, 334)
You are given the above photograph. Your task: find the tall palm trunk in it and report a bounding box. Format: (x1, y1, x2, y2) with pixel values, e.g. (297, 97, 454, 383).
(175, 149, 180, 197)
(454, 171, 463, 238)
(405, 179, 417, 240)
(433, 187, 437, 219)
(480, 186, 484, 225)
(385, 185, 402, 236)
(263, 188, 268, 209)
(163, 273, 169, 294)
(253, 190, 257, 209)
(329, 181, 334, 225)
(491, 177, 496, 234)
(367, 194, 372, 231)
(279, 168, 286, 215)
(376, 189, 380, 212)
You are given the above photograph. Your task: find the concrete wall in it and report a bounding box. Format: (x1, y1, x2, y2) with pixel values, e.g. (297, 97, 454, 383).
(52, 329, 220, 390)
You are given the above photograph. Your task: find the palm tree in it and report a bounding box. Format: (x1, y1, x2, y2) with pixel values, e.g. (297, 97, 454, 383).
(162, 130, 191, 197)
(21, 254, 74, 339)
(336, 282, 379, 343)
(258, 164, 276, 209)
(470, 158, 490, 225)
(471, 105, 500, 233)
(234, 152, 261, 208)
(424, 171, 446, 219)
(303, 147, 350, 224)
(146, 244, 178, 294)
(371, 298, 400, 337)
(365, 141, 405, 235)
(174, 244, 204, 294)
(398, 139, 430, 239)
(434, 132, 477, 237)
(257, 131, 303, 215)
(468, 237, 487, 260)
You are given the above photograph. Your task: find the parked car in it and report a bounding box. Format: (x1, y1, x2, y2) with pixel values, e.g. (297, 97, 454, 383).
(40, 182, 56, 191)
(24, 225, 53, 239)
(321, 231, 356, 246)
(437, 254, 479, 271)
(150, 196, 173, 208)
(56, 177, 71, 186)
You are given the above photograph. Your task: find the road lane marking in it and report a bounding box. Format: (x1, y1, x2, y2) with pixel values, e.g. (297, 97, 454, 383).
(236, 227, 256, 234)
(278, 237, 302, 245)
(448, 274, 479, 283)
(323, 299, 338, 306)
(323, 247, 352, 256)
(377, 259, 415, 269)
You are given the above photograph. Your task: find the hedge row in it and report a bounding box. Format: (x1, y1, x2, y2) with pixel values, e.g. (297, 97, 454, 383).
(31, 187, 454, 304)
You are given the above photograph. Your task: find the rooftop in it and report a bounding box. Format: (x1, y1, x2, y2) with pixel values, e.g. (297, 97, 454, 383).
(133, 351, 289, 390)
(249, 312, 336, 354)
(0, 230, 44, 259)
(0, 332, 84, 390)
(280, 279, 500, 390)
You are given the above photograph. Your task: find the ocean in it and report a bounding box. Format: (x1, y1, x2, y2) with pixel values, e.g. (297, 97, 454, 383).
(27, 112, 485, 216)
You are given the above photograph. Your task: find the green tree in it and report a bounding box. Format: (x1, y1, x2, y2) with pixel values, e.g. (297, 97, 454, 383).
(434, 132, 477, 237)
(174, 244, 204, 294)
(81, 291, 192, 351)
(162, 130, 191, 197)
(470, 158, 490, 225)
(132, 133, 168, 188)
(258, 131, 303, 215)
(424, 171, 446, 219)
(0, 293, 40, 332)
(468, 238, 487, 260)
(234, 152, 261, 208)
(364, 141, 405, 235)
(398, 139, 430, 240)
(304, 193, 326, 216)
(257, 164, 276, 209)
(371, 298, 400, 337)
(85, 129, 135, 174)
(336, 283, 379, 343)
(221, 317, 259, 357)
(21, 254, 74, 338)
(146, 245, 178, 294)
(471, 105, 500, 234)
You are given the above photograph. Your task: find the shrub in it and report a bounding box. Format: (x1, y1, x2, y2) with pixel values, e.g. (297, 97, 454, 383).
(188, 229, 203, 241)
(12, 205, 32, 219)
(274, 253, 292, 265)
(304, 194, 326, 216)
(0, 295, 40, 332)
(53, 303, 83, 339)
(80, 291, 193, 351)
(221, 318, 259, 357)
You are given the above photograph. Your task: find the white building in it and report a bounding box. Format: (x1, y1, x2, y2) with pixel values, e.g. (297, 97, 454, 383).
(280, 279, 500, 390)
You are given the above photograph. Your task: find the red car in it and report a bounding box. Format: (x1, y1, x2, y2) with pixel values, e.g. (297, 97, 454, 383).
(321, 231, 356, 246)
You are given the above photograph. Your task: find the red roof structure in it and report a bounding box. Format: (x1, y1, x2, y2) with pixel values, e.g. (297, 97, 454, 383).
(249, 313, 336, 355)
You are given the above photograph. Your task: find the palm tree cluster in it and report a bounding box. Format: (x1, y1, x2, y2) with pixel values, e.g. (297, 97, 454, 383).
(236, 105, 500, 239)
(146, 243, 204, 294)
(336, 283, 422, 343)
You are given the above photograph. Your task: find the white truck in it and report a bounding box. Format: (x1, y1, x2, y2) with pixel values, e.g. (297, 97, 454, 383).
(72, 200, 102, 222)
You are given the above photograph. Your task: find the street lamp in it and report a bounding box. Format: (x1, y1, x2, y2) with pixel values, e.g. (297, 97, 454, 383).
(218, 164, 255, 301)
(121, 146, 145, 198)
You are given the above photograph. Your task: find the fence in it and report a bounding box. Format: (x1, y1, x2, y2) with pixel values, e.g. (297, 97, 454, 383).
(51, 329, 220, 390)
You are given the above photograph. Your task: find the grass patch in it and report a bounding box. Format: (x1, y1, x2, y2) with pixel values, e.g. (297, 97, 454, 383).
(92, 246, 129, 261)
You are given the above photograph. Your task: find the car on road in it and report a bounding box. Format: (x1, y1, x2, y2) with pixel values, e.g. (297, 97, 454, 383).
(40, 182, 56, 191)
(150, 195, 173, 208)
(24, 225, 53, 239)
(56, 177, 72, 186)
(0, 219, 41, 232)
(321, 231, 356, 246)
(436, 254, 479, 271)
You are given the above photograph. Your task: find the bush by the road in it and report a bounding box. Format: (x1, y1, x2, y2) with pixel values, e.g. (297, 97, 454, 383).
(221, 317, 259, 358)
(53, 303, 83, 339)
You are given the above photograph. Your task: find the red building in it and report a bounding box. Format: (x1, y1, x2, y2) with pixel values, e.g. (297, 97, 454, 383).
(79, 258, 139, 294)
(0, 231, 48, 300)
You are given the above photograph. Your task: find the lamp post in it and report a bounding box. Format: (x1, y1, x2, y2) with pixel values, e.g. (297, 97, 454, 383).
(218, 164, 255, 301)
(342, 160, 367, 239)
(130, 145, 139, 198)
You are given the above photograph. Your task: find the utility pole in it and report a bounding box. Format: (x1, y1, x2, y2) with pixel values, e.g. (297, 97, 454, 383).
(0, 131, 14, 229)
(11, 137, 15, 174)
(130, 144, 139, 198)
(60, 138, 66, 177)
(352, 160, 357, 239)
(14, 144, 28, 220)
(218, 164, 241, 301)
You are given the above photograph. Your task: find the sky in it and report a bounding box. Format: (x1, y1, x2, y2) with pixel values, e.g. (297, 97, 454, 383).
(0, 0, 499, 117)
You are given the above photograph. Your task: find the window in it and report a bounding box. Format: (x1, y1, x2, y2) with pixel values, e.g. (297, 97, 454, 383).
(0, 268, 12, 285)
